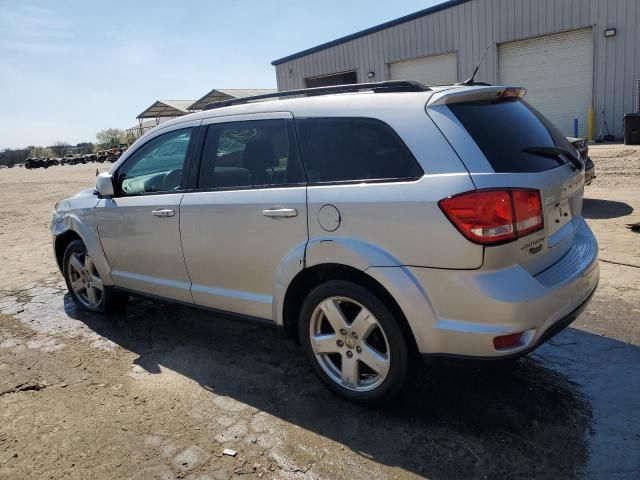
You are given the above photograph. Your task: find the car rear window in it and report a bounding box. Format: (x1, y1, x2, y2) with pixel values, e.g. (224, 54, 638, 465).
(449, 98, 574, 173)
(296, 117, 423, 183)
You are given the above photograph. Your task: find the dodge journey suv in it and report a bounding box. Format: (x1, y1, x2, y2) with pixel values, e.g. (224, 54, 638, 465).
(51, 81, 599, 404)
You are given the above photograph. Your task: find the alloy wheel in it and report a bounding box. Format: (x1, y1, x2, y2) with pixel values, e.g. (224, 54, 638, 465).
(309, 296, 391, 392)
(68, 252, 104, 309)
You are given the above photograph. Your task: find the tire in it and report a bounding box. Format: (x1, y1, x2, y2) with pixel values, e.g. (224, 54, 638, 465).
(62, 240, 128, 314)
(299, 280, 409, 405)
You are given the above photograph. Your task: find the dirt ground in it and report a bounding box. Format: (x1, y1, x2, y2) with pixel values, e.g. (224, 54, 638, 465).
(0, 147, 639, 479)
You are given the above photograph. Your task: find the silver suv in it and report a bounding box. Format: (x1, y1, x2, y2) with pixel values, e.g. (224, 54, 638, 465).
(51, 82, 599, 404)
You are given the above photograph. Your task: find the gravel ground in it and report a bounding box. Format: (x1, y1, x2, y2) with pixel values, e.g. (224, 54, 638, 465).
(0, 146, 638, 479)
(587, 144, 640, 185)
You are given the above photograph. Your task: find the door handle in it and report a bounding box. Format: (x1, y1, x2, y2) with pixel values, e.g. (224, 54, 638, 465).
(262, 208, 298, 218)
(152, 209, 175, 217)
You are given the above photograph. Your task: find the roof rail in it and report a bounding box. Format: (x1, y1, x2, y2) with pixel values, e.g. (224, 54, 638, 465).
(204, 81, 430, 110)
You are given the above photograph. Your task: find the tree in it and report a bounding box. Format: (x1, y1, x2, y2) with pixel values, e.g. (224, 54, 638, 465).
(96, 128, 125, 148)
(0, 148, 29, 167)
(125, 130, 140, 145)
(29, 146, 56, 158)
(76, 142, 95, 154)
(50, 141, 71, 157)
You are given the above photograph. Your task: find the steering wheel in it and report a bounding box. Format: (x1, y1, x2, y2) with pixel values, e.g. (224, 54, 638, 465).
(163, 169, 183, 191)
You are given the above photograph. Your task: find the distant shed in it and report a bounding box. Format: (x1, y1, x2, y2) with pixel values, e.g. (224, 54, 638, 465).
(188, 89, 276, 111)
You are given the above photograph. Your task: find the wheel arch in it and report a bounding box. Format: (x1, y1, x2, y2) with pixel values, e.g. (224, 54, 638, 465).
(52, 215, 113, 285)
(281, 263, 420, 358)
(54, 230, 83, 272)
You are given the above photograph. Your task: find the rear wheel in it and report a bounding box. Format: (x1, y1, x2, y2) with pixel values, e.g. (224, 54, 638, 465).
(63, 240, 127, 313)
(299, 280, 409, 405)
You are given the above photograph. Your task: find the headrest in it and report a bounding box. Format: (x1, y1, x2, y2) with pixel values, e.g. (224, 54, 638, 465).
(243, 139, 275, 171)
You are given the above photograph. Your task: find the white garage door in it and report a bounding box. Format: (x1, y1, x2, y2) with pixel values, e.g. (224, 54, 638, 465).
(499, 28, 593, 138)
(390, 52, 458, 86)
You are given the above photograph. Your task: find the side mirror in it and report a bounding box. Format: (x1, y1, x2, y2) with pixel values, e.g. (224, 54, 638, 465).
(96, 172, 115, 197)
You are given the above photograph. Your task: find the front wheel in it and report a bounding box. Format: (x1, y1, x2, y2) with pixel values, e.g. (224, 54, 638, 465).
(63, 240, 128, 313)
(299, 280, 409, 405)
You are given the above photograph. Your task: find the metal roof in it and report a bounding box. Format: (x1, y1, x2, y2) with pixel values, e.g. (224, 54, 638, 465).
(136, 100, 195, 119)
(126, 117, 172, 132)
(271, 0, 471, 66)
(188, 89, 276, 111)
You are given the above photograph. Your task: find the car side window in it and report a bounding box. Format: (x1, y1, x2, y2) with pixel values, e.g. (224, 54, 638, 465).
(296, 117, 423, 183)
(198, 119, 305, 189)
(116, 128, 193, 195)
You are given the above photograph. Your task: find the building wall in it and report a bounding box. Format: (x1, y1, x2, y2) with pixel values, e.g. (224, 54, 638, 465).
(274, 0, 640, 138)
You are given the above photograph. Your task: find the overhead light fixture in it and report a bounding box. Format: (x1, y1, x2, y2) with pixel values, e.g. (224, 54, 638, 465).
(367, 71, 375, 78)
(604, 28, 617, 37)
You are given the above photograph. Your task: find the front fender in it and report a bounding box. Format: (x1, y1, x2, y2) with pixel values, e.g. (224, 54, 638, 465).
(52, 212, 113, 285)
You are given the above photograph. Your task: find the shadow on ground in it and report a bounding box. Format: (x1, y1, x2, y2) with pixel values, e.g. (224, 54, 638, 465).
(58, 295, 619, 479)
(583, 198, 634, 219)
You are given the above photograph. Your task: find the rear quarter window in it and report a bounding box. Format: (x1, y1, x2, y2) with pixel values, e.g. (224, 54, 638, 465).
(296, 117, 423, 183)
(449, 98, 575, 173)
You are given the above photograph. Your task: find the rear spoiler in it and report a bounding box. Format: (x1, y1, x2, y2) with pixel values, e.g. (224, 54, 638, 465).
(427, 86, 526, 107)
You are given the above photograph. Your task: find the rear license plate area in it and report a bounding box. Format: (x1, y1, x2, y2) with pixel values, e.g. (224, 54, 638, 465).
(547, 198, 573, 238)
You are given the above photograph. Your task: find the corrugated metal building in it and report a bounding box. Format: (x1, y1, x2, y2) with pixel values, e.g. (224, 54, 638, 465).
(272, 0, 640, 139)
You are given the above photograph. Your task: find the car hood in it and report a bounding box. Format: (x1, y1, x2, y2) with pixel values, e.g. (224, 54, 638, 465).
(55, 188, 99, 212)
(72, 188, 96, 198)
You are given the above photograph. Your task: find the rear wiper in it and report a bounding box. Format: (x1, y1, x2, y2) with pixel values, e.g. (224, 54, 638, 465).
(522, 146, 583, 171)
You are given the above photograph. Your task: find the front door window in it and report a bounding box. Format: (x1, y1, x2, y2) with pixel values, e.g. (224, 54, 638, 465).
(117, 128, 193, 195)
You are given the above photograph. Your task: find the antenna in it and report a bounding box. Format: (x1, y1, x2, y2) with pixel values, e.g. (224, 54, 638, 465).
(461, 45, 491, 86)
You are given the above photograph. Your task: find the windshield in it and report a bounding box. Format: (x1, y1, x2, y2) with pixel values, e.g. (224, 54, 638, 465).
(449, 98, 576, 173)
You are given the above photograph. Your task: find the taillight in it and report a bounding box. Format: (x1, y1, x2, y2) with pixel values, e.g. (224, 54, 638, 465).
(500, 87, 526, 99)
(439, 189, 544, 245)
(512, 189, 543, 236)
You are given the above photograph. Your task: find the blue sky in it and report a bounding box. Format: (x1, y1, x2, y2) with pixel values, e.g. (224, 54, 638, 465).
(0, 0, 444, 149)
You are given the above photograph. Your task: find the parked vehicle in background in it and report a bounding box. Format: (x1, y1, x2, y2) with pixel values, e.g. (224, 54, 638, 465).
(51, 82, 599, 404)
(106, 148, 121, 162)
(28, 157, 59, 168)
(25, 158, 44, 169)
(567, 137, 595, 186)
(61, 154, 80, 166)
(106, 146, 128, 162)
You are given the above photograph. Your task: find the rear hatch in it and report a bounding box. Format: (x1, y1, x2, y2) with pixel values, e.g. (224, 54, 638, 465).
(427, 86, 586, 274)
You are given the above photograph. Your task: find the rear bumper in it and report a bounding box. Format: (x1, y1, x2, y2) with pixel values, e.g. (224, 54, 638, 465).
(423, 282, 596, 360)
(371, 219, 599, 357)
(585, 157, 595, 185)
